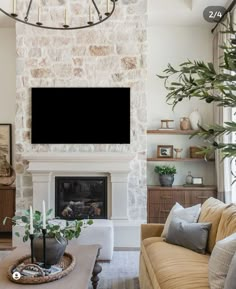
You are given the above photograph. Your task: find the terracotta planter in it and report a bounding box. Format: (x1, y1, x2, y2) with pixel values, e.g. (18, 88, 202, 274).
(34, 236, 67, 265)
(159, 174, 174, 187)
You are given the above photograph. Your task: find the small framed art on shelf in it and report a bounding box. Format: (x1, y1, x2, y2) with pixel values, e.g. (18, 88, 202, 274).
(157, 145, 173, 158)
(192, 177, 203, 185)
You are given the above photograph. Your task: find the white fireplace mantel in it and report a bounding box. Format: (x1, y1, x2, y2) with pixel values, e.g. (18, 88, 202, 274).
(23, 152, 135, 221)
(24, 152, 134, 173)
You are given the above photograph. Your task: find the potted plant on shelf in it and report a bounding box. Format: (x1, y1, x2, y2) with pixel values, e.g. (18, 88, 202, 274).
(154, 165, 177, 187)
(3, 208, 93, 265)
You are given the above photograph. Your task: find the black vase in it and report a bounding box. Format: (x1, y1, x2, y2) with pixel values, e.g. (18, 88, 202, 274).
(34, 237, 67, 265)
(159, 174, 174, 187)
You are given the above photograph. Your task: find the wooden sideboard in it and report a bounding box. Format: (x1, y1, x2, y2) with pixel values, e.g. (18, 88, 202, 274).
(0, 185, 15, 232)
(147, 186, 217, 223)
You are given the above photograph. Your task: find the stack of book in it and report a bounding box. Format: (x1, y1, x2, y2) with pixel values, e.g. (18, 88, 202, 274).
(13, 262, 62, 278)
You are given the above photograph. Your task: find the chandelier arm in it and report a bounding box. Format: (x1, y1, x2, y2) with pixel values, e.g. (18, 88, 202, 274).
(24, 0, 34, 22)
(0, 0, 116, 30)
(91, 0, 102, 20)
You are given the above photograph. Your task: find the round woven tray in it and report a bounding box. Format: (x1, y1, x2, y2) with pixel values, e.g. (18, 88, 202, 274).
(8, 252, 76, 284)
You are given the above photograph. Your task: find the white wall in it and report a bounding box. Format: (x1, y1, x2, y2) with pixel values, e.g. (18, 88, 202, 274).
(147, 25, 215, 186)
(0, 28, 16, 164)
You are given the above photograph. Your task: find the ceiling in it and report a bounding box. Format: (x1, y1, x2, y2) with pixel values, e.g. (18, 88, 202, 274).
(148, 0, 230, 27)
(0, 0, 232, 28)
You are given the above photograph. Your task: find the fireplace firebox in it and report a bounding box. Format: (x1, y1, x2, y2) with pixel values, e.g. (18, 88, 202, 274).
(55, 177, 107, 220)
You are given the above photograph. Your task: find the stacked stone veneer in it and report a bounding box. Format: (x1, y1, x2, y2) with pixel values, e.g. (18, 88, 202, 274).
(15, 0, 147, 221)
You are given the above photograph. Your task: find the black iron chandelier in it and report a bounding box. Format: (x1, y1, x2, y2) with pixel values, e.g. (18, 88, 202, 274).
(0, 0, 118, 30)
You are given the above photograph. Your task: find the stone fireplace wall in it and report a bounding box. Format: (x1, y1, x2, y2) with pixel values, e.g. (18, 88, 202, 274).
(15, 0, 147, 221)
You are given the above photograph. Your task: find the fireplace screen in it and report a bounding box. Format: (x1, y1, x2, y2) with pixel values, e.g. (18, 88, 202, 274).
(55, 177, 107, 220)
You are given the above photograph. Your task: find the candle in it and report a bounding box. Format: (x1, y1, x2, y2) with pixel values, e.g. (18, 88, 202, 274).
(89, 5, 91, 22)
(42, 200, 46, 229)
(30, 206, 34, 234)
(106, 0, 109, 13)
(13, 0, 16, 14)
(38, 7, 41, 23)
(64, 8, 67, 25)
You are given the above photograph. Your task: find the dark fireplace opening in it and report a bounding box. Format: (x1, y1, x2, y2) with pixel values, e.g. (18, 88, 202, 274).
(55, 176, 107, 220)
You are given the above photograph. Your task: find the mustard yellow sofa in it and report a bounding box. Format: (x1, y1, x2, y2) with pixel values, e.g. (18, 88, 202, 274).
(139, 197, 236, 289)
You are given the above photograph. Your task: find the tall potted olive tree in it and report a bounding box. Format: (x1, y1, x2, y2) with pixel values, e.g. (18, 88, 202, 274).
(157, 22, 236, 164)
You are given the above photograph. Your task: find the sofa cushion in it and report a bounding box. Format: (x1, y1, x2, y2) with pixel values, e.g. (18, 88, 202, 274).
(161, 202, 201, 238)
(224, 252, 236, 289)
(161, 202, 182, 238)
(166, 218, 211, 254)
(216, 204, 236, 242)
(143, 241, 210, 289)
(143, 237, 164, 247)
(198, 197, 227, 253)
(208, 232, 236, 289)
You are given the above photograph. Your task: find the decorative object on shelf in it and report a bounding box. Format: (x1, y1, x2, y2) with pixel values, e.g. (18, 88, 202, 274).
(180, 117, 191, 130)
(0, 0, 118, 30)
(189, 146, 205, 159)
(160, 119, 175, 129)
(157, 145, 174, 158)
(174, 148, 183, 159)
(8, 252, 75, 284)
(189, 109, 202, 130)
(3, 201, 93, 267)
(192, 177, 203, 185)
(185, 171, 193, 184)
(154, 165, 177, 187)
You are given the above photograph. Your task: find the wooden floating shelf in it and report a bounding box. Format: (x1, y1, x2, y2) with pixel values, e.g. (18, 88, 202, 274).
(147, 129, 198, 135)
(147, 158, 215, 162)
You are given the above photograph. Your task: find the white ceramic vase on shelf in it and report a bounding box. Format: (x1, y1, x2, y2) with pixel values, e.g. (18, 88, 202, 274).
(189, 109, 202, 130)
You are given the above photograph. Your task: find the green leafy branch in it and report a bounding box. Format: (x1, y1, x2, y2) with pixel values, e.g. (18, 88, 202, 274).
(157, 22, 236, 160)
(3, 209, 93, 242)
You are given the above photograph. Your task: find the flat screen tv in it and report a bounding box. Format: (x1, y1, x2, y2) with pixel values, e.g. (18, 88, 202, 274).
(31, 87, 130, 144)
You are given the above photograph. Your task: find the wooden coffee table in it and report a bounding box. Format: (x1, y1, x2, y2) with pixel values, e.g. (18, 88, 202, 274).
(0, 244, 102, 289)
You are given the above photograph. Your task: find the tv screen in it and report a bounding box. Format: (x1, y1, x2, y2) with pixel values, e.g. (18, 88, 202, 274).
(31, 87, 130, 144)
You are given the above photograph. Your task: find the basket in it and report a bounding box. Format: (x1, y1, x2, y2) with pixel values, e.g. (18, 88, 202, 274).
(8, 252, 76, 284)
(189, 146, 205, 159)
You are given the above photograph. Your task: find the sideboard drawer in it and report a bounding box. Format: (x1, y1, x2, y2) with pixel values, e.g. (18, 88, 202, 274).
(185, 190, 217, 205)
(147, 186, 217, 223)
(148, 190, 185, 205)
(149, 204, 171, 219)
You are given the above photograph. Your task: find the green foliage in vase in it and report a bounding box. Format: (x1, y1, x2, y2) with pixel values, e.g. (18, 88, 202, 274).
(154, 165, 177, 175)
(157, 22, 236, 160)
(3, 209, 93, 242)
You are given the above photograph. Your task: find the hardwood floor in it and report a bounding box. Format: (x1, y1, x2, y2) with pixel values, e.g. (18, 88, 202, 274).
(0, 232, 14, 250)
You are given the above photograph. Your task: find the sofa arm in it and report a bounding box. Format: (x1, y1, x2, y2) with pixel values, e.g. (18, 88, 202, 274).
(141, 223, 165, 241)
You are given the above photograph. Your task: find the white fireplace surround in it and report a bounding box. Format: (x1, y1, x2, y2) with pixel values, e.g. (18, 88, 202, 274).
(21, 152, 143, 247)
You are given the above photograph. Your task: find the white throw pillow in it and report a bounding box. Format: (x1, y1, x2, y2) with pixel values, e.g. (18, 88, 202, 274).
(224, 252, 236, 289)
(161, 202, 201, 238)
(209, 232, 236, 289)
